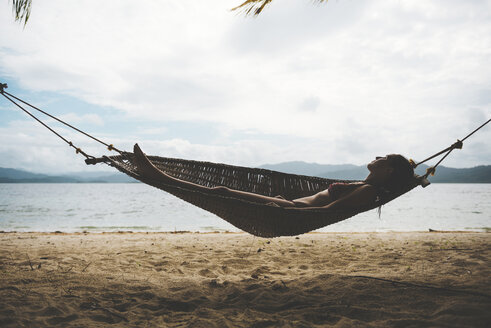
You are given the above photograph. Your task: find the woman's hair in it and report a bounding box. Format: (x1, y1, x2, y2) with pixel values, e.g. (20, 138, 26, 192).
(384, 154, 414, 193)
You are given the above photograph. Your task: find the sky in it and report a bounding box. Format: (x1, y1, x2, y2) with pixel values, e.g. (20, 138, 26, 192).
(1, 0, 490, 174)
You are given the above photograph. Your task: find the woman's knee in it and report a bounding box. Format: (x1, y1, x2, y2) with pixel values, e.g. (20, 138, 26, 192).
(212, 186, 230, 194)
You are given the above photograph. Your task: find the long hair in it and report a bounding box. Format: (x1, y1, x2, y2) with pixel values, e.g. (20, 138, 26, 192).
(384, 154, 414, 193)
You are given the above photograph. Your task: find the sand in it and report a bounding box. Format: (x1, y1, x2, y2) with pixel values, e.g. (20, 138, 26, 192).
(0, 231, 489, 327)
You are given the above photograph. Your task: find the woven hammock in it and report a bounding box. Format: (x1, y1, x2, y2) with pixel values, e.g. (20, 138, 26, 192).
(87, 152, 425, 237)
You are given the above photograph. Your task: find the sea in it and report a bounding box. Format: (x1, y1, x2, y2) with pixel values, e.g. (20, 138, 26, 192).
(0, 183, 490, 233)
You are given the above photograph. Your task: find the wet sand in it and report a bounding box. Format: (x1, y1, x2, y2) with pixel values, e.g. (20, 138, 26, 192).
(0, 231, 490, 327)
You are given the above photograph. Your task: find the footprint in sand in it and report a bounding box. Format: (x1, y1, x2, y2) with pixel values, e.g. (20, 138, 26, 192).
(199, 268, 218, 278)
(38, 306, 63, 317)
(221, 265, 231, 274)
(250, 266, 271, 279)
(89, 313, 124, 324)
(46, 314, 79, 325)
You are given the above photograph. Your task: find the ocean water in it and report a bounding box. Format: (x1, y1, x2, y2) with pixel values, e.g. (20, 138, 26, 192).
(0, 183, 490, 233)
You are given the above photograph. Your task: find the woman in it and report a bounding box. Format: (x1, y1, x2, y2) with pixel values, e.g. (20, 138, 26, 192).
(132, 144, 414, 211)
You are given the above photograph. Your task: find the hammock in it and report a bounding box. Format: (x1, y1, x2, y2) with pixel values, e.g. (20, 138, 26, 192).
(83, 152, 426, 237)
(1, 83, 489, 237)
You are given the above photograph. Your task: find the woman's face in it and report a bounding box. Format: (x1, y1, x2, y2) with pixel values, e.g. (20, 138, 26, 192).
(367, 156, 394, 178)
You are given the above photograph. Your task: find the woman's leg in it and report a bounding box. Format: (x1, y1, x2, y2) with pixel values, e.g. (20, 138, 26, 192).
(132, 144, 296, 207)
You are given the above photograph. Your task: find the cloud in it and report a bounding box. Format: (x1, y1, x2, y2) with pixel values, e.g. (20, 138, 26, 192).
(0, 0, 490, 172)
(57, 113, 104, 126)
(298, 96, 321, 112)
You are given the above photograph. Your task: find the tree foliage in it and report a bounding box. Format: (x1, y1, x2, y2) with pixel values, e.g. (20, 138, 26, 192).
(9, 0, 326, 27)
(233, 0, 328, 16)
(11, 0, 32, 26)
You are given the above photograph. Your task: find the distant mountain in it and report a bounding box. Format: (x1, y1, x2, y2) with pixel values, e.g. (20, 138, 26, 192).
(0, 167, 136, 183)
(413, 165, 491, 183)
(260, 162, 491, 183)
(1, 162, 490, 183)
(0, 168, 54, 180)
(60, 171, 137, 183)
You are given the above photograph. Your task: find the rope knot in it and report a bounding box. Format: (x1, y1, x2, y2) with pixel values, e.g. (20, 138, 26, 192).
(426, 166, 436, 176)
(452, 139, 463, 149)
(76, 148, 81, 154)
(107, 144, 114, 151)
(0, 83, 7, 94)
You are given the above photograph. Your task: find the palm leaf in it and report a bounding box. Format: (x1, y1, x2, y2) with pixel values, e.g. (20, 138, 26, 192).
(232, 0, 328, 16)
(11, 0, 32, 26)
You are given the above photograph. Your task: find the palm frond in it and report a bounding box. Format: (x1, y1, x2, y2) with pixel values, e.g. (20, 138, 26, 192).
(232, 0, 273, 16)
(232, 0, 328, 16)
(12, 0, 32, 26)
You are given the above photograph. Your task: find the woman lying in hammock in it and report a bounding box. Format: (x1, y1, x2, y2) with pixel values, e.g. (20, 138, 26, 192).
(133, 144, 414, 210)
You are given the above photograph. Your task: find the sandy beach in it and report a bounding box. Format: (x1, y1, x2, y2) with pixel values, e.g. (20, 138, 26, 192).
(0, 231, 489, 327)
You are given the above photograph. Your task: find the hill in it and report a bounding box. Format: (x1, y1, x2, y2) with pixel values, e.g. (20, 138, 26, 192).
(0, 168, 136, 183)
(260, 162, 491, 183)
(1, 163, 490, 183)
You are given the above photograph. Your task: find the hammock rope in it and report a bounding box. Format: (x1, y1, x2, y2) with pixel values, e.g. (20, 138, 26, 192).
(0, 83, 122, 158)
(1, 81, 490, 237)
(411, 118, 491, 178)
(1, 90, 94, 159)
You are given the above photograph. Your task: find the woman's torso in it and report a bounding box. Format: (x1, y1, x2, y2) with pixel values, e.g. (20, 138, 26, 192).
(327, 182, 366, 201)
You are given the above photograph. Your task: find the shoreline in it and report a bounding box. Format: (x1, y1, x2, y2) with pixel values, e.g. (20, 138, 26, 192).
(1, 231, 490, 327)
(1, 229, 489, 234)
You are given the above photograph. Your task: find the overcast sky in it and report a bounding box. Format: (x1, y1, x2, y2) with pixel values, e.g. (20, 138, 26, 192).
(1, 0, 490, 174)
